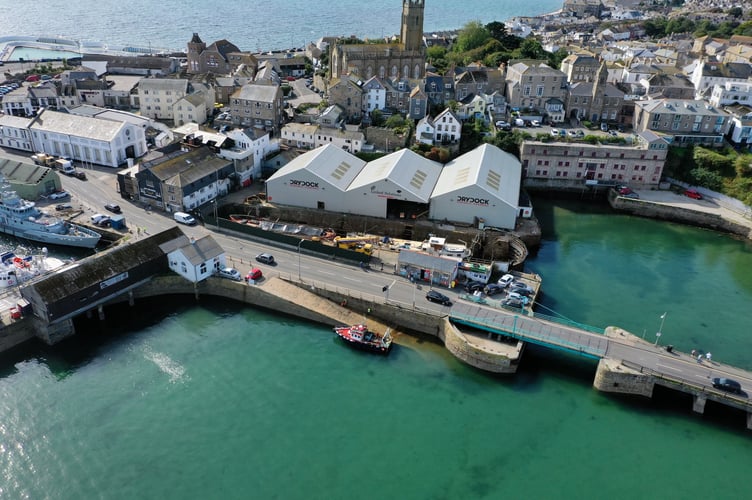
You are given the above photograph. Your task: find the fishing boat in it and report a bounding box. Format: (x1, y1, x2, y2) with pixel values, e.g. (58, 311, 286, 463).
(0, 181, 101, 249)
(333, 324, 393, 354)
(0, 249, 66, 288)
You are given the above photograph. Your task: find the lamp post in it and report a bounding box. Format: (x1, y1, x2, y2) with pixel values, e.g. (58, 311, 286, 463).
(297, 239, 304, 281)
(655, 312, 666, 346)
(212, 200, 219, 231)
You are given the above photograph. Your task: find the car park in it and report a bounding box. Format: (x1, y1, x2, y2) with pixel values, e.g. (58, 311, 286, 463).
(104, 203, 121, 213)
(217, 267, 242, 281)
(426, 290, 452, 306)
(684, 188, 703, 200)
(48, 191, 70, 200)
(246, 268, 263, 281)
(255, 253, 275, 265)
(712, 377, 743, 394)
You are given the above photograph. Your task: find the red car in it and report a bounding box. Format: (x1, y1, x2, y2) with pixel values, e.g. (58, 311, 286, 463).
(246, 268, 263, 282)
(684, 188, 703, 200)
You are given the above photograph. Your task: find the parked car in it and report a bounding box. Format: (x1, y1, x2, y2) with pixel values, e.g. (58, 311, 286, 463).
(48, 190, 70, 200)
(506, 291, 525, 302)
(495, 121, 511, 131)
(484, 284, 505, 296)
(73, 170, 87, 180)
(426, 290, 452, 306)
(531, 119, 541, 127)
(618, 186, 633, 195)
(575, 130, 585, 137)
(684, 188, 703, 200)
(513, 118, 525, 127)
(502, 297, 524, 308)
(464, 281, 484, 293)
(509, 282, 534, 296)
(600, 122, 609, 131)
(255, 253, 275, 265)
(497, 274, 515, 287)
(550, 128, 561, 137)
(622, 192, 640, 199)
(104, 203, 121, 213)
(246, 268, 263, 281)
(90, 214, 111, 227)
(55, 203, 73, 211)
(567, 130, 578, 137)
(711, 377, 742, 394)
(608, 130, 618, 136)
(217, 267, 242, 281)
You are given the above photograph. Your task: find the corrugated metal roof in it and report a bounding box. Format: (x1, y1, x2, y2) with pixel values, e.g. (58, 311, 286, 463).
(431, 144, 521, 205)
(267, 143, 366, 192)
(348, 148, 442, 203)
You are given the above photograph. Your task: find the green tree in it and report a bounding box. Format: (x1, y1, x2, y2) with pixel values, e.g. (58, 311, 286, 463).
(689, 167, 723, 190)
(384, 114, 406, 129)
(693, 147, 734, 176)
(728, 7, 743, 18)
(643, 18, 668, 37)
(454, 21, 491, 53)
(426, 45, 446, 61)
(734, 21, 752, 36)
(370, 109, 384, 127)
(547, 48, 569, 70)
(519, 38, 545, 59)
(485, 21, 508, 42)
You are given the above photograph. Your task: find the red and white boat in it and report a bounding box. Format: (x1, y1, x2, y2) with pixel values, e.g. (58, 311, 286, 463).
(333, 324, 393, 354)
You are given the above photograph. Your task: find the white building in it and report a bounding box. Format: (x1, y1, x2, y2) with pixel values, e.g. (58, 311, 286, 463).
(265, 144, 366, 212)
(430, 144, 521, 230)
(362, 76, 388, 113)
(138, 78, 190, 121)
(161, 234, 225, 283)
(709, 81, 752, 107)
(0, 115, 34, 152)
(30, 109, 148, 168)
(280, 123, 365, 153)
(222, 127, 274, 185)
(344, 148, 443, 218)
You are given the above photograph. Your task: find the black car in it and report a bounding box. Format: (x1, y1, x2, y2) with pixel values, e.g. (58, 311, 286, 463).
(104, 203, 121, 214)
(484, 284, 505, 296)
(426, 290, 452, 306)
(712, 377, 743, 394)
(509, 282, 534, 296)
(255, 253, 275, 265)
(464, 281, 484, 293)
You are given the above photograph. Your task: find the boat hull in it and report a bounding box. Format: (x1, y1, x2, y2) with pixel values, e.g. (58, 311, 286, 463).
(0, 224, 100, 249)
(333, 326, 392, 355)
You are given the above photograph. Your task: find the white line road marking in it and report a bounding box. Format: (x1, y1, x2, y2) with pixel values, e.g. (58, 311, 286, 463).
(656, 363, 683, 373)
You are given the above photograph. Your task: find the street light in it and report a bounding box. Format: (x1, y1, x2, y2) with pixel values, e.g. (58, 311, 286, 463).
(297, 239, 304, 281)
(655, 312, 667, 346)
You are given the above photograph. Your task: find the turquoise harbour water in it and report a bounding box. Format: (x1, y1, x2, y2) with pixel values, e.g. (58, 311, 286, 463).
(2, 198, 752, 499)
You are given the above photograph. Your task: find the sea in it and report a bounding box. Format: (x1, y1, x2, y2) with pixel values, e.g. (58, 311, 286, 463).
(1, 197, 752, 499)
(0, 0, 562, 54)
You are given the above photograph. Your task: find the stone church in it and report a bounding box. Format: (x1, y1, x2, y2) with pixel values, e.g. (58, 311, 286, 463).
(329, 0, 426, 81)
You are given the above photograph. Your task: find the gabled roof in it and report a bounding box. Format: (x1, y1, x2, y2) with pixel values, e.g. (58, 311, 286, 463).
(234, 83, 280, 102)
(0, 158, 51, 185)
(206, 40, 241, 59)
(348, 149, 442, 203)
(138, 78, 189, 92)
(431, 144, 521, 206)
(267, 143, 366, 192)
(30, 109, 125, 142)
(161, 234, 224, 266)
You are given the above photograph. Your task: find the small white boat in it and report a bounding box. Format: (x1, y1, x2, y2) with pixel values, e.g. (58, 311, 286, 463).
(0, 249, 66, 288)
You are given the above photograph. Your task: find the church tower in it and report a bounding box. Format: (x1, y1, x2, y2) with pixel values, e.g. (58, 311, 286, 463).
(400, 0, 425, 52)
(186, 33, 206, 74)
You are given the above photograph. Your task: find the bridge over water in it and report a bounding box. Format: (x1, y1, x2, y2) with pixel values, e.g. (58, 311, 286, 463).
(450, 300, 752, 430)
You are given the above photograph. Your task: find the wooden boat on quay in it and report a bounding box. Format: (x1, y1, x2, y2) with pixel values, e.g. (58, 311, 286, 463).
(333, 324, 393, 355)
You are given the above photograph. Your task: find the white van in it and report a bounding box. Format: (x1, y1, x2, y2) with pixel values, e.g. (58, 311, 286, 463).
(174, 211, 196, 225)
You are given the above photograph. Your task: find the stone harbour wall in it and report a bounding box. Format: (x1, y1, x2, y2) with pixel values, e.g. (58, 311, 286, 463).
(593, 358, 655, 397)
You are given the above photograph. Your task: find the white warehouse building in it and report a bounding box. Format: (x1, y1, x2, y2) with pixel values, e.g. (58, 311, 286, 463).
(344, 148, 443, 218)
(265, 144, 366, 212)
(430, 144, 522, 230)
(266, 143, 522, 229)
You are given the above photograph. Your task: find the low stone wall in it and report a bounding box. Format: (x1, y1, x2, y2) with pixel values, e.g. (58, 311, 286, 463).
(593, 358, 655, 397)
(443, 318, 521, 373)
(610, 192, 752, 240)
